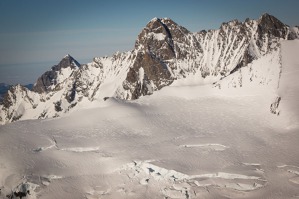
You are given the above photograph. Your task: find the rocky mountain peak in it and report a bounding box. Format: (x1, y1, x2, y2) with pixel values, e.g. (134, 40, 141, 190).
(52, 54, 80, 71)
(136, 17, 172, 48)
(259, 13, 276, 21)
(123, 17, 179, 100)
(137, 17, 190, 46)
(145, 17, 182, 32)
(146, 17, 163, 28)
(33, 55, 80, 93)
(257, 13, 288, 38)
(135, 17, 192, 59)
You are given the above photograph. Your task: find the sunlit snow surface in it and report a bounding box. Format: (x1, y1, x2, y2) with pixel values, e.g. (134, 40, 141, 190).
(0, 41, 299, 199)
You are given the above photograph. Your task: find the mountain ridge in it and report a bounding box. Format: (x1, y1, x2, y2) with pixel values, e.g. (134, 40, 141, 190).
(0, 13, 298, 125)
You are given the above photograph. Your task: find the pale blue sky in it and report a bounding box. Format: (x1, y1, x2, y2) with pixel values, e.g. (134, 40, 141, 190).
(0, 0, 298, 84)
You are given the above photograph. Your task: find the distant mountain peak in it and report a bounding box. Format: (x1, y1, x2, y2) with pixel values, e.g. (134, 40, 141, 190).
(55, 54, 80, 70)
(137, 17, 189, 49)
(149, 17, 160, 22)
(257, 13, 288, 38)
(260, 13, 273, 19)
(64, 54, 71, 58)
(146, 17, 165, 29)
(258, 13, 283, 25)
(146, 17, 178, 29)
(32, 55, 80, 93)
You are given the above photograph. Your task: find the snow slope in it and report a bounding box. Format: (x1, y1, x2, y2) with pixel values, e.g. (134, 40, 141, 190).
(0, 41, 298, 199)
(278, 40, 299, 128)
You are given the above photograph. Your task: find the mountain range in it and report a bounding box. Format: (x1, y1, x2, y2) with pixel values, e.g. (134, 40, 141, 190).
(0, 13, 298, 125)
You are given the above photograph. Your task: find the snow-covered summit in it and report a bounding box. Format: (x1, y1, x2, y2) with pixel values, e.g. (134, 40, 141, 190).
(64, 54, 71, 58)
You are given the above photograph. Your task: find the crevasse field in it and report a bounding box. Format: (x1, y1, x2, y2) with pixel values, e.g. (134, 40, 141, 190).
(0, 41, 298, 199)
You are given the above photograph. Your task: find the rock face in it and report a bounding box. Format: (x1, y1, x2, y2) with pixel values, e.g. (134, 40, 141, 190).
(121, 18, 201, 99)
(0, 13, 298, 125)
(270, 96, 281, 115)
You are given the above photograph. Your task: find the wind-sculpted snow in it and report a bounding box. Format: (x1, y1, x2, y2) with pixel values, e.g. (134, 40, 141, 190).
(1, 82, 299, 198)
(278, 165, 299, 185)
(119, 160, 266, 195)
(179, 143, 229, 151)
(277, 40, 299, 128)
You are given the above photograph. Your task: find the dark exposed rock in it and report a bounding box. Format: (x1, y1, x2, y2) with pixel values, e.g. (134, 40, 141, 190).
(54, 101, 62, 112)
(230, 48, 254, 75)
(255, 13, 289, 52)
(124, 18, 196, 99)
(33, 70, 57, 93)
(270, 96, 281, 115)
(123, 50, 173, 100)
(135, 18, 176, 60)
(65, 82, 77, 103)
(38, 111, 47, 119)
(258, 13, 288, 38)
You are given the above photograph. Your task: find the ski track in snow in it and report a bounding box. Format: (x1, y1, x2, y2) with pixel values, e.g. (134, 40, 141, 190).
(179, 143, 229, 151)
(33, 137, 108, 154)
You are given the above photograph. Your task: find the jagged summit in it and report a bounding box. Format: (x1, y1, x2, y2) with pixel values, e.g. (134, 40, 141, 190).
(148, 17, 171, 23)
(256, 13, 289, 40)
(54, 54, 80, 70)
(33, 55, 80, 93)
(135, 16, 190, 52)
(259, 13, 276, 20)
(145, 17, 188, 33)
(258, 13, 286, 29)
(149, 17, 160, 23)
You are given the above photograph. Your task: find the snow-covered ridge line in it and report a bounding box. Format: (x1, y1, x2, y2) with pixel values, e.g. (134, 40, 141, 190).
(0, 13, 298, 125)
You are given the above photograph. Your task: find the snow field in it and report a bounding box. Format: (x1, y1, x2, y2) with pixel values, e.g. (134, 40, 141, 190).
(1, 90, 299, 198)
(0, 40, 299, 198)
